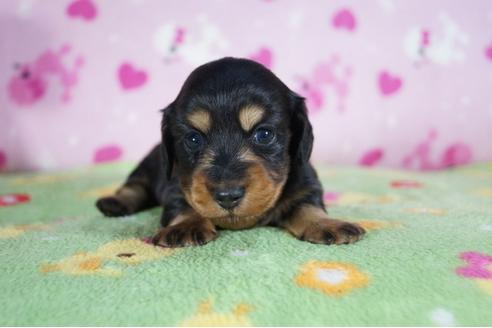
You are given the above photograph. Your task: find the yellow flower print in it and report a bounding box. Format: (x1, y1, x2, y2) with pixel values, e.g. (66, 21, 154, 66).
(0, 224, 49, 239)
(40, 239, 175, 277)
(40, 252, 118, 276)
(472, 263, 492, 296)
(10, 173, 75, 185)
(404, 207, 447, 215)
(476, 188, 492, 198)
(340, 219, 402, 231)
(79, 183, 119, 198)
(179, 299, 252, 327)
(296, 261, 369, 296)
(476, 279, 492, 295)
(324, 191, 399, 206)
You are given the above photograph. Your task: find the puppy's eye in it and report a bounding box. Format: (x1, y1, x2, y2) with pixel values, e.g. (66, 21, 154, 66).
(184, 131, 203, 150)
(253, 127, 275, 145)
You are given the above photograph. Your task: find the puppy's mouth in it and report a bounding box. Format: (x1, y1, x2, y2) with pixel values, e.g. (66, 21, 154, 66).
(184, 185, 277, 229)
(201, 188, 264, 227)
(184, 161, 287, 229)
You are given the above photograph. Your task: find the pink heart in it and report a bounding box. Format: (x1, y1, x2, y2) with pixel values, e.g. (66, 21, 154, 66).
(66, 0, 97, 21)
(249, 47, 273, 69)
(332, 9, 356, 31)
(456, 251, 492, 279)
(378, 71, 402, 96)
(484, 44, 492, 61)
(323, 191, 341, 203)
(359, 148, 384, 166)
(118, 63, 148, 90)
(93, 145, 123, 163)
(441, 143, 472, 168)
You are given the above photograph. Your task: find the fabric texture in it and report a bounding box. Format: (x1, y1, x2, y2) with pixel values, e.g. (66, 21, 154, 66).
(1, 162, 492, 325)
(1, 0, 492, 171)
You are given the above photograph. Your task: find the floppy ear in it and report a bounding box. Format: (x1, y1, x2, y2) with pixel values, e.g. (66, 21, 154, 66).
(289, 93, 314, 165)
(160, 104, 175, 180)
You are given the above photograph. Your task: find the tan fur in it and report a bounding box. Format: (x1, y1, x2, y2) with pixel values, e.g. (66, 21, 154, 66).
(235, 163, 285, 218)
(238, 106, 264, 132)
(286, 205, 325, 236)
(113, 184, 147, 212)
(211, 160, 286, 229)
(266, 188, 310, 223)
(187, 109, 211, 133)
(184, 171, 229, 219)
(210, 215, 261, 230)
(283, 205, 365, 245)
(184, 150, 286, 230)
(168, 213, 189, 226)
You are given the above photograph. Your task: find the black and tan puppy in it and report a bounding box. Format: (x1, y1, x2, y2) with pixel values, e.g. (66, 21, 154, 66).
(96, 57, 365, 247)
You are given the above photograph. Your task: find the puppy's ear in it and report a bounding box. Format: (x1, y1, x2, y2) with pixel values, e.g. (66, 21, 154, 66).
(160, 104, 175, 179)
(289, 93, 314, 165)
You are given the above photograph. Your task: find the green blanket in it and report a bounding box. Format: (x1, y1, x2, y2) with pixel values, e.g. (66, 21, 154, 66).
(1, 162, 492, 326)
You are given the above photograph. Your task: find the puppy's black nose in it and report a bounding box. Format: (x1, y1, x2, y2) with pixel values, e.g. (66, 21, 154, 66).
(213, 187, 245, 210)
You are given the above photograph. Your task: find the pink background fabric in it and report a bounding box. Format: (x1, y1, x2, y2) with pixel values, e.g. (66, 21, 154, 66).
(1, 0, 491, 172)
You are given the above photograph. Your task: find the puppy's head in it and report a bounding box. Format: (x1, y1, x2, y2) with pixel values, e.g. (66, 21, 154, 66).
(161, 58, 313, 229)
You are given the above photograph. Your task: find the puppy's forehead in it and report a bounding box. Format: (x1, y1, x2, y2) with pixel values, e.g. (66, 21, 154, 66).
(179, 83, 287, 133)
(185, 103, 270, 133)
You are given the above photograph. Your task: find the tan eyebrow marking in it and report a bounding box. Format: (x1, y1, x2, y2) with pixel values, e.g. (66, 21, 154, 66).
(239, 105, 265, 132)
(187, 109, 211, 133)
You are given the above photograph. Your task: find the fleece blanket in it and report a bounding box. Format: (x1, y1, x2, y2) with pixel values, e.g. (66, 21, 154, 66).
(1, 162, 492, 326)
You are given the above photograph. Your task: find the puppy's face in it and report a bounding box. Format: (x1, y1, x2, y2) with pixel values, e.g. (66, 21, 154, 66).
(161, 58, 312, 229)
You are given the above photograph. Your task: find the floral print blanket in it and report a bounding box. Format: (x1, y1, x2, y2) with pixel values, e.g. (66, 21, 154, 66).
(1, 162, 491, 325)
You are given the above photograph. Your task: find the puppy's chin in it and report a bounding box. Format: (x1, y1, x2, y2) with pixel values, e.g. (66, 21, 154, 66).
(187, 196, 275, 230)
(209, 214, 260, 230)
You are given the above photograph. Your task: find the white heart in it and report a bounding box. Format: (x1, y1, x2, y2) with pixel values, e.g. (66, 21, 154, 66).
(430, 308, 456, 326)
(1, 195, 17, 204)
(316, 268, 347, 284)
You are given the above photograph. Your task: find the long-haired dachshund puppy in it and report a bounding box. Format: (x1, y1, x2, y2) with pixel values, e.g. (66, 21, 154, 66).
(96, 57, 365, 247)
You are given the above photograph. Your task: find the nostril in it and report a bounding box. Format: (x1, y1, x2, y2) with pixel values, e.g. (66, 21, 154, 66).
(214, 187, 245, 209)
(229, 187, 245, 201)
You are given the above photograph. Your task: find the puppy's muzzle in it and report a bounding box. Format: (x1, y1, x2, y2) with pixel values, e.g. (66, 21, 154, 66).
(213, 186, 245, 210)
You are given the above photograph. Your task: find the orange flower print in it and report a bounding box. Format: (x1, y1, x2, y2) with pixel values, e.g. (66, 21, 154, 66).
(355, 219, 402, 231)
(179, 299, 253, 327)
(40, 239, 175, 277)
(296, 261, 369, 296)
(404, 207, 446, 215)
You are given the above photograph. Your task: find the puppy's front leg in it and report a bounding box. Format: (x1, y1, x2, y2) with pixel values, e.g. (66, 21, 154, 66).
(152, 210, 217, 248)
(281, 204, 365, 245)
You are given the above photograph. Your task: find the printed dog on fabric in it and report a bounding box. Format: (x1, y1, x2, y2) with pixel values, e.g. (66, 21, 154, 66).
(96, 58, 365, 247)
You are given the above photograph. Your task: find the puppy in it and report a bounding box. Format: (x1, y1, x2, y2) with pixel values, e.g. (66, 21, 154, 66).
(96, 57, 365, 247)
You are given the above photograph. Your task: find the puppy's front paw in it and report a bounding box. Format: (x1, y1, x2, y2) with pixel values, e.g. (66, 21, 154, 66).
(96, 196, 131, 217)
(300, 219, 365, 245)
(152, 219, 217, 248)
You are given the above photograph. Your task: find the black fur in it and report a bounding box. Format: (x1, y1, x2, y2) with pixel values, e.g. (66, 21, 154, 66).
(96, 57, 358, 246)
